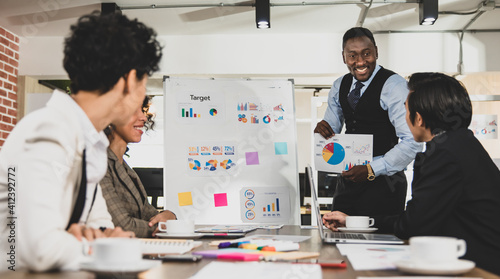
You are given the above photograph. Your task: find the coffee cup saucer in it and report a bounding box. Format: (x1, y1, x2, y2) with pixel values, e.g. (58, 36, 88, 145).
(156, 232, 204, 239)
(395, 259, 475, 275)
(337, 227, 378, 233)
(80, 258, 160, 276)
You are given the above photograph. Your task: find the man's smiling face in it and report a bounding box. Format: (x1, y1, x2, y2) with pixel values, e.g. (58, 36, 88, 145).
(342, 36, 378, 82)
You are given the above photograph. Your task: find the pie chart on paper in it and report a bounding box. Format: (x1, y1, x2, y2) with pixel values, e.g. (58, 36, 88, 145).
(322, 142, 345, 165)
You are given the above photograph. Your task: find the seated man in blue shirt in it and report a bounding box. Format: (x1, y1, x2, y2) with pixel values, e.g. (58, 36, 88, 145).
(314, 27, 422, 216)
(323, 72, 500, 275)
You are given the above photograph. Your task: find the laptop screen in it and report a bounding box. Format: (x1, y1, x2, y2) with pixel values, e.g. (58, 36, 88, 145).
(306, 165, 404, 244)
(306, 165, 325, 236)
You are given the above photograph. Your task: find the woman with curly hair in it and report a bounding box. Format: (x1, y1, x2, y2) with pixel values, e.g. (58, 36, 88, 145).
(0, 11, 162, 271)
(100, 96, 176, 238)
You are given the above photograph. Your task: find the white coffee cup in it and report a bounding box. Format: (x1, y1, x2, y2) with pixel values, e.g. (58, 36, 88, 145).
(91, 238, 142, 267)
(345, 216, 375, 228)
(158, 220, 195, 235)
(410, 236, 466, 265)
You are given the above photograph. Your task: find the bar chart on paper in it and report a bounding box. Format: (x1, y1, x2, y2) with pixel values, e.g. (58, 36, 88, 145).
(241, 187, 290, 223)
(263, 198, 280, 213)
(181, 107, 201, 118)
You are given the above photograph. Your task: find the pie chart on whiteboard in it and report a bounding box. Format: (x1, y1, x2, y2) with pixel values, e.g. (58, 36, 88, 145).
(322, 142, 345, 165)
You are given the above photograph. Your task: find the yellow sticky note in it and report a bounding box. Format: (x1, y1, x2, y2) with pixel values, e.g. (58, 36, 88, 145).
(178, 192, 193, 206)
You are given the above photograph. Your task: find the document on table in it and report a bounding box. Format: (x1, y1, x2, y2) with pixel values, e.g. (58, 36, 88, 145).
(140, 239, 202, 254)
(236, 234, 311, 243)
(189, 262, 322, 279)
(337, 244, 410, 270)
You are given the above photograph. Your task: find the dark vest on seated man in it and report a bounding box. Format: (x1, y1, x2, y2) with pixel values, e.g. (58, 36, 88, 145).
(333, 67, 407, 216)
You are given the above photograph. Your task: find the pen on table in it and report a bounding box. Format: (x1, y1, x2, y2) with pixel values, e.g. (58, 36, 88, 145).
(218, 241, 250, 249)
(264, 257, 347, 268)
(144, 254, 202, 262)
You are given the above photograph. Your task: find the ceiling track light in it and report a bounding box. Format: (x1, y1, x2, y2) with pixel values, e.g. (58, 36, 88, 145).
(101, 2, 121, 15)
(256, 0, 270, 29)
(419, 0, 438, 25)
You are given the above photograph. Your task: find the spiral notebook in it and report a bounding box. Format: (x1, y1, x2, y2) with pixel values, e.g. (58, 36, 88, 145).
(140, 239, 202, 254)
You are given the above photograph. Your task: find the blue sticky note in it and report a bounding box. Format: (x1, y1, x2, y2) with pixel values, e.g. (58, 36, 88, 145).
(245, 152, 260, 165)
(274, 142, 288, 155)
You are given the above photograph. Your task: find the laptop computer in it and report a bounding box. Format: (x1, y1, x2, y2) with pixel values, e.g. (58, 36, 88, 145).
(307, 165, 404, 244)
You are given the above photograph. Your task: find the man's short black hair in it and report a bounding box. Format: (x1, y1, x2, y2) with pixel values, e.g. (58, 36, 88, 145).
(407, 72, 472, 134)
(342, 27, 377, 50)
(63, 11, 162, 94)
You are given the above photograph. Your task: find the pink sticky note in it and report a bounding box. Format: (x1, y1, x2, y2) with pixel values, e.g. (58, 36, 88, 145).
(245, 152, 259, 165)
(214, 193, 228, 207)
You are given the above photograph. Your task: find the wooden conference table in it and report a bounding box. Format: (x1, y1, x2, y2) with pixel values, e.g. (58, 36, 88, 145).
(2, 225, 499, 279)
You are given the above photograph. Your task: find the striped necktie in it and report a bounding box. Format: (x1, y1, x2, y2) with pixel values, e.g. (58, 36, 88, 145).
(347, 81, 364, 110)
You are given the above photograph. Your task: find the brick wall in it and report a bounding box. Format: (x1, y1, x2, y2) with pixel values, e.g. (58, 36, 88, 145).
(0, 27, 19, 149)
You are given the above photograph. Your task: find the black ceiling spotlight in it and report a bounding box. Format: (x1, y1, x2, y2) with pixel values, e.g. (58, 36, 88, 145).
(101, 2, 122, 15)
(256, 0, 270, 29)
(419, 0, 438, 25)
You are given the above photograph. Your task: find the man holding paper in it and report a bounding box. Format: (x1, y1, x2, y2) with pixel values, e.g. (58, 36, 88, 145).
(314, 27, 421, 216)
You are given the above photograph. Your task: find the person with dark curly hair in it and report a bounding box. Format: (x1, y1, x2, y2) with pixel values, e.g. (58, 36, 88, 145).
(323, 73, 500, 275)
(0, 12, 162, 271)
(100, 96, 177, 238)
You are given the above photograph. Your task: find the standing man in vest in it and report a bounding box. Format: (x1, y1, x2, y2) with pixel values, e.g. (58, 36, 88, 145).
(314, 27, 422, 216)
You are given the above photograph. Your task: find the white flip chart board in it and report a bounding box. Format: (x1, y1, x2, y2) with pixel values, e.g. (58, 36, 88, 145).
(163, 77, 300, 225)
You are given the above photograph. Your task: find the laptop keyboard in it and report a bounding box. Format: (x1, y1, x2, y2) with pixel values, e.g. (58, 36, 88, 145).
(331, 232, 367, 240)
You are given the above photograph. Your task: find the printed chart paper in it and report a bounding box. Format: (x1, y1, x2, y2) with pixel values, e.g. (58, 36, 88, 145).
(337, 244, 410, 270)
(469, 114, 497, 140)
(186, 141, 237, 176)
(176, 90, 225, 124)
(314, 133, 373, 173)
(236, 98, 287, 129)
(240, 187, 290, 223)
